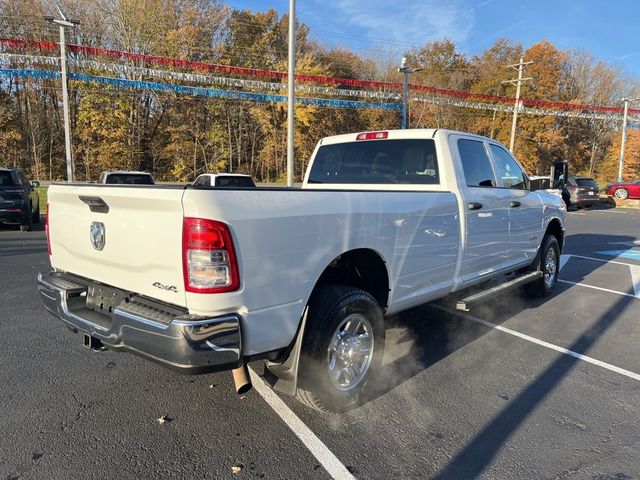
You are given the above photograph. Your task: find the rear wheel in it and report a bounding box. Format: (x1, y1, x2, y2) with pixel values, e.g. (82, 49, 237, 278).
(523, 235, 560, 298)
(20, 206, 32, 232)
(296, 285, 384, 413)
(32, 201, 40, 224)
(614, 188, 629, 200)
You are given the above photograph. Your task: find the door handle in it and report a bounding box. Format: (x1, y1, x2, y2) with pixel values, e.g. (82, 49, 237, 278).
(468, 202, 483, 210)
(510, 201, 521, 208)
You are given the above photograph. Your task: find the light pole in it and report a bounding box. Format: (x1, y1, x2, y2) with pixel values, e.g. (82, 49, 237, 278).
(45, 5, 79, 183)
(286, 0, 296, 187)
(618, 97, 640, 182)
(398, 57, 422, 129)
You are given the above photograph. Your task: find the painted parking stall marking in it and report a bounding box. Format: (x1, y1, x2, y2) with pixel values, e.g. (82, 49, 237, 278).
(248, 368, 357, 480)
(559, 253, 640, 299)
(432, 305, 640, 382)
(594, 249, 640, 261)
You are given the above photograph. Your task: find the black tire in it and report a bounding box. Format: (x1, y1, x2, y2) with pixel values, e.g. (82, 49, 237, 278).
(296, 285, 384, 413)
(20, 207, 32, 232)
(614, 188, 629, 200)
(32, 201, 40, 224)
(523, 235, 560, 298)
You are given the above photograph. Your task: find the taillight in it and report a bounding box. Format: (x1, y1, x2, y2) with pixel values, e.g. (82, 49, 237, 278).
(182, 218, 239, 293)
(45, 203, 51, 255)
(356, 131, 388, 141)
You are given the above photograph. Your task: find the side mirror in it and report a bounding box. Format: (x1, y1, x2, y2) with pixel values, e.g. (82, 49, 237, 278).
(550, 162, 568, 189)
(31, 180, 40, 188)
(478, 179, 496, 187)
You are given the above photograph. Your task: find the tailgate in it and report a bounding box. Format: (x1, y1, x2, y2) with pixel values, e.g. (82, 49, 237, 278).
(48, 185, 187, 308)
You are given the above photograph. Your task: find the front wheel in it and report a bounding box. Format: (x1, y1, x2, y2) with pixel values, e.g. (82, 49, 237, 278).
(523, 235, 560, 298)
(614, 188, 629, 200)
(296, 285, 385, 413)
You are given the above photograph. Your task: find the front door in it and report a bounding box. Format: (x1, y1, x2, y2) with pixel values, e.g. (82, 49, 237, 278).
(487, 143, 543, 268)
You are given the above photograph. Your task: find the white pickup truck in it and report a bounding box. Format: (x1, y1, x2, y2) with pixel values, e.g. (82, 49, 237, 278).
(38, 129, 565, 412)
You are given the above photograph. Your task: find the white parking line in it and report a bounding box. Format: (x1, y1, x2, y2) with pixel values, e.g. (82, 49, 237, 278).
(608, 240, 640, 247)
(567, 253, 639, 268)
(432, 305, 640, 382)
(557, 279, 639, 299)
(559, 254, 640, 299)
(248, 368, 356, 480)
(632, 266, 640, 297)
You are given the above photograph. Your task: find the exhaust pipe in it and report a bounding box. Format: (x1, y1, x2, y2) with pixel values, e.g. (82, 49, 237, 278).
(231, 365, 252, 395)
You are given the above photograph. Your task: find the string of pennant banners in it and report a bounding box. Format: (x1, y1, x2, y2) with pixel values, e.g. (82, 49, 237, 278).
(1, 53, 638, 122)
(0, 68, 402, 110)
(0, 53, 401, 101)
(1, 36, 639, 118)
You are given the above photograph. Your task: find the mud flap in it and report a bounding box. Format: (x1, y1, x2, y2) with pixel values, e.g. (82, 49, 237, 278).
(263, 306, 308, 397)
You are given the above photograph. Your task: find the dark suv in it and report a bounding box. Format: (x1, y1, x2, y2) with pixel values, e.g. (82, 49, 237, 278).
(562, 175, 599, 209)
(0, 168, 41, 231)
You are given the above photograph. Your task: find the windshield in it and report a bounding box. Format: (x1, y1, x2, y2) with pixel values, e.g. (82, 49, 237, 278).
(105, 174, 155, 185)
(0, 171, 15, 187)
(308, 139, 439, 185)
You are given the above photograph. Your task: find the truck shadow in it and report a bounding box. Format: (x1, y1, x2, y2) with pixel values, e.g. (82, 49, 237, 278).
(363, 232, 637, 478)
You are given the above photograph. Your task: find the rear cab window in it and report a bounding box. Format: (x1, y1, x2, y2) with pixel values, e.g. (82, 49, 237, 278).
(307, 139, 439, 185)
(215, 176, 256, 188)
(106, 174, 155, 185)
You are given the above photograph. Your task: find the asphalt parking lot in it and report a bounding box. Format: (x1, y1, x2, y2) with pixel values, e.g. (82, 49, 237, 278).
(1, 205, 639, 480)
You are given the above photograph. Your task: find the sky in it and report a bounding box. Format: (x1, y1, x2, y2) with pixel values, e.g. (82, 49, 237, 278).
(226, 0, 640, 78)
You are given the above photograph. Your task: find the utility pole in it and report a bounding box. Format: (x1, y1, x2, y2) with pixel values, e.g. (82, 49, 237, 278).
(618, 97, 640, 182)
(398, 57, 422, 129)
(502, 57, 533, 153)
(286, 0, 296, 187)
(45, 5, 79, 183)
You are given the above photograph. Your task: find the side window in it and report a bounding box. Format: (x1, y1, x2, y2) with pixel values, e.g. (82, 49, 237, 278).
(193, 177, 204, 186)
(17, 172, 28, 186)
(457, 139, 496, 187)
(489, 144, 527, 190)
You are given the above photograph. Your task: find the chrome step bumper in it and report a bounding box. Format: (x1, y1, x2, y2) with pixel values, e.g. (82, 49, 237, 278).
(37, 271, 242, 373)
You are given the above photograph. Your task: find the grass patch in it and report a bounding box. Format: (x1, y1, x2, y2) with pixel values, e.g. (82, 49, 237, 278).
(37, 186, 48, 214)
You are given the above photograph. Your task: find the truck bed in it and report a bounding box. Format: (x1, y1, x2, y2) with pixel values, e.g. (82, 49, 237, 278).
(47, 183, 460, 355)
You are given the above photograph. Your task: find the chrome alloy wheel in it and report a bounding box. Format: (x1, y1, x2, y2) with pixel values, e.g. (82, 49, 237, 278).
(614, 188, 629, 199)
(327, 313, 374, 391)
(543, 247, 558, 289)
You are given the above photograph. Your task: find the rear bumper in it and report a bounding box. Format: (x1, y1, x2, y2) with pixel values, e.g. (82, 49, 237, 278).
(0, 209, 25, 224)
(37, 271, 242, 373)
(570, 192, 598, 204)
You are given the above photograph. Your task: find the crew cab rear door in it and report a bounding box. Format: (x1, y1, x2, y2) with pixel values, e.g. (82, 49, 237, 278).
(451, 135, 510, 282)
(487, 142, 543, 269)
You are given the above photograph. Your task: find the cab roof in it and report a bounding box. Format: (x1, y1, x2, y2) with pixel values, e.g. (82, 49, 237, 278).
(318, 128, 491, 146)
